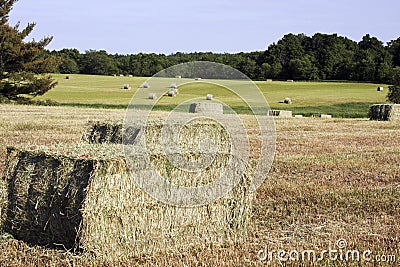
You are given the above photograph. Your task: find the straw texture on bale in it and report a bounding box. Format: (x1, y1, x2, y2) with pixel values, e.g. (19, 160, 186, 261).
(82, 120, 123, 144)
(82, 120, 232, 153)
(369, 104, 400, 121)
(0, 144, 252, 260)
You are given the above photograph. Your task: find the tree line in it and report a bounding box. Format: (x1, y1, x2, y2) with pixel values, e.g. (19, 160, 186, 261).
(47, 33, 400, 84)
(1, 0, 400, 102)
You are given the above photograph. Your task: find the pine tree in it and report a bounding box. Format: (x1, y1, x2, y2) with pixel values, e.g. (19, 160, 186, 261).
(0, 0, 58, 100)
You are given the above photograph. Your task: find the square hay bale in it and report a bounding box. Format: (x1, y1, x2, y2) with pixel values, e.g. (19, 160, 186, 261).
(123, 84, 131, 90)
(313, 114, 332, 119)
(369, 104, 400, 121)
(81, 120, 232, 154)
(82, 120, 123, 144)
(268, 110, 292, 117)
(189, 102, 223, 114)
(206, 94, 213, 100)
(0, 144, 252, 260)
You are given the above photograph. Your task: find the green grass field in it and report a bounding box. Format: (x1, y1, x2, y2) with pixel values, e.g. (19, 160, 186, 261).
(36, 74, 389, 117)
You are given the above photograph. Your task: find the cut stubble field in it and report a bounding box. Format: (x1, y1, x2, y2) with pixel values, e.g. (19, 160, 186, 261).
(0, 104, 399, 266)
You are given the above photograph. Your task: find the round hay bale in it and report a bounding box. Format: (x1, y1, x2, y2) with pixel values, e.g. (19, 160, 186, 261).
(206, 94, 213, 100)
(148, 93, 157, 100)
(65, 76, 72, 79)
(168, 90, 176, 97)
(173, 88, 179, 95)
(377, 86, 384, 91)
(171, 83, 178, 89)
(175, 75, 182, 79)
(123, 84, 131, 90)
(142, 82, 150, 88)
(284, 97, 292, 104)
(195, 77, 202, 80)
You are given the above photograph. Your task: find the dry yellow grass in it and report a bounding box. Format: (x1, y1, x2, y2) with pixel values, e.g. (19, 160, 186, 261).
(0, 104, 399, 266)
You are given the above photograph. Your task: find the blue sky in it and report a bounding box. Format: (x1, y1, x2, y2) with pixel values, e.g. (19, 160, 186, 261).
(9, 0, 400, 54)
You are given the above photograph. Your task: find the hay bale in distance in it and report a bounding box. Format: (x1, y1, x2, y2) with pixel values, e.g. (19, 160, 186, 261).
(148, 93, 157, 100)
(287, 79, 294, 82)
(268, 110, 292, 117)
(1, 142, 251, 259)
(168, 90, 176, 97)
(313, 114, 332, 119)
(206, 94, 213, 100)
(123, 84, 131, 90)
(173, 88, 179, 95)
(171, 83, 178, 89)
(189, 102, 223, 114)
(284, 97, 292, 104)
(369, 104, 400, 121)
(195, 77, 202, 80)
(294, 115, 303, 118)
(142, 82, 150, 88)
(65, 76, 72, 80)
(377, 86, 384, 91)
(266, 79, 273, 82)
(175, 75, 182, 79)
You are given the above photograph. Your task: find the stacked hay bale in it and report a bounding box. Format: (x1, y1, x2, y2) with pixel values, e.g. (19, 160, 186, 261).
(369, 104, 400, 121)
(1, 119, 254, 260)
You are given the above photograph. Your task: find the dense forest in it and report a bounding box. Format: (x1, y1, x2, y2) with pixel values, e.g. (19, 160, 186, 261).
(46, 33, 400, 83)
